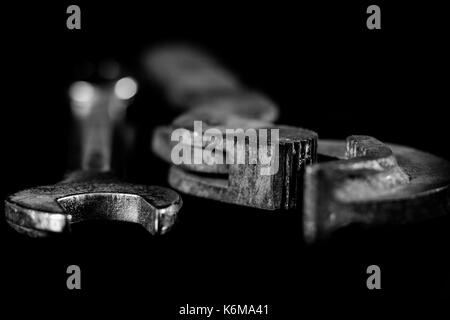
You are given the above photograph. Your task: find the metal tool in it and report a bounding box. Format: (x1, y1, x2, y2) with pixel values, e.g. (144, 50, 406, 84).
(147, 45, 316, 210)
(152, 92, 317, 210)
(143, 44, 241, 107)
(304, 135, 450, 242)
(146, 44, 450, 241)
(5, 76, 182, 237)
(168, 125, 317, 210)
(152, 91, 279, 174)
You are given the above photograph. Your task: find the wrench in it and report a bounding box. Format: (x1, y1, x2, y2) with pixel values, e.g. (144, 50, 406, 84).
(143, 44, 241, 107)
(304, 135, 450, 242)
(146, 44, 450, 242)
(167, 125, 317, 210)
(5, 76, 182, 237)
(147, 45, 316, 210)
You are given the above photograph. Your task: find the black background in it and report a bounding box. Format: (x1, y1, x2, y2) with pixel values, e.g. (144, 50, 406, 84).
(1, 1, 449, 317)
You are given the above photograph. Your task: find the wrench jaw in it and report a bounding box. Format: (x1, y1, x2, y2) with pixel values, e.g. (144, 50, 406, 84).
(303, 136, 450, 243)
(4, 183, 182, 236)
(137, 186, 183, 235)
(152, 125, 230, 174)
(304, 136, 410, 242)
(147, 198, 183, 235)
(167, 127, 318, 210)
(5, 201, 70, 237)
(57, 191, 182, 236)
(5, 184, 72, 237)
(168, 164, 284, 210)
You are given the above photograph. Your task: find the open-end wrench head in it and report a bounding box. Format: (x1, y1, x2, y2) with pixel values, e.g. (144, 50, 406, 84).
(168, 126, 318, 210)
(5, 180, 182, 237)
(304, 136, 450, 242)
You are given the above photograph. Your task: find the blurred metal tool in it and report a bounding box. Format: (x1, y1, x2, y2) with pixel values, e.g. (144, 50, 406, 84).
(144, 44, 241, 107)
(5, 74, 182, 237)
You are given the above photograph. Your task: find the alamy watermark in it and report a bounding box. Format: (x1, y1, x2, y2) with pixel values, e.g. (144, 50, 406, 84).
(170, 121, 280, 175)
(66, 264, 81, 290)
